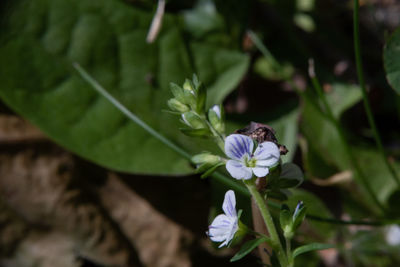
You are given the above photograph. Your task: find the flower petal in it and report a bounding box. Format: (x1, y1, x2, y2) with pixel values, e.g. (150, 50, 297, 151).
(253, 141, 280, 166)
(208, 214, 234, 242)
(252, 166, 270, 177)
(212, 105, 221, 118)
(222, 190, 237, 218)
(386, 225, 400, 245)
(226, 160, 252, 180)
(225, 134, 253, 160)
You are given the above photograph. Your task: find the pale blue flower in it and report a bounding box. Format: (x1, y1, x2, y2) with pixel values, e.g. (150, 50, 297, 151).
(386, 225, 400, 246)
(225, 134, 280, 180)
(208, 190, 238, 248)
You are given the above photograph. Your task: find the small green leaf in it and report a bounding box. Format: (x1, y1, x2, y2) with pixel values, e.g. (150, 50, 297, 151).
(169, 83, 186, 103)
(278, 163, 303, 188)
(281, 163, 304, 180)
(196, 83, 207, 114)
(230, 237, 269, 262)
(292, 243, 334, 259)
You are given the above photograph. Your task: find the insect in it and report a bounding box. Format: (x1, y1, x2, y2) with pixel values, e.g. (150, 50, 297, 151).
(235, 122, 288, 155)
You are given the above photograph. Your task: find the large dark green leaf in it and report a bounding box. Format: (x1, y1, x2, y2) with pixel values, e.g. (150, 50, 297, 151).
(0, 0, 249, 175)
(269, 107, 299, 163)
(384, 27, 400, 95)
(301, 83, 361, 170)
(354, 146, 400, 204)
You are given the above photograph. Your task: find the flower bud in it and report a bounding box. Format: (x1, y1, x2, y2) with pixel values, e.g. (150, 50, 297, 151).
(183, 79, 195, 93)
(167, 98, 189, 113)
(208, 105, 225, 134)
(169, 83, 186, 103)
(192, 152, 221, 166)
(280, 201, 306, 239)
(181, 111, 206, 129)
(292, 201, 306, 231)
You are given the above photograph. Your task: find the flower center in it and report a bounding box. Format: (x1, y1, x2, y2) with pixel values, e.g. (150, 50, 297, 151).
(244, 155, 257, 168)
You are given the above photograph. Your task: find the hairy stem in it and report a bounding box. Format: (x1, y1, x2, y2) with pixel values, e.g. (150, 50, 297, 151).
(286, 237, 293, 267)
(245, 180, 288, 267)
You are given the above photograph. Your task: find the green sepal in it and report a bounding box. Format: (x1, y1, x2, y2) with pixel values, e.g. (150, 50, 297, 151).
(280, 204, 291, 233)
(192, 73, 200, 89)
(195, 82, 207, 115)
(169, 83, 186, 103)
(237, 209, 243, 220)
(183, 89, 197, 110)
(208, 105, 225, 134)
(167, 98, 190, 113)
(181, 111, 206, 129)
(183, 78, 195, 93)
(228, 220, 250, 248)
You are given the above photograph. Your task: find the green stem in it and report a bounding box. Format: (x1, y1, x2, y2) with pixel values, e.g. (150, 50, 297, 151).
(245, 180, 288, 267)
(353, 0, 400, 187)
(309, 64, 386, 213)
(285, 237, 293, 267)
(205, 120, 225, 152)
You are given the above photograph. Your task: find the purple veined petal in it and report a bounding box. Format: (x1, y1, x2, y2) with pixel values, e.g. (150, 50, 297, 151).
(225, 134, 254, 160)
(219, 218, 238, 248)
(208, 214, 234, 242)
(252, 166, 270, 177)
(226, 160, 252, 180)
(253, 141, 280, 166)
(222, 190, 237, 218)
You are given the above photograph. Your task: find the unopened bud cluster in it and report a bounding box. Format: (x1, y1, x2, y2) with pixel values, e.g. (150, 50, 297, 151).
(167, 75, 226, 176)
(167, 75, 225, 139)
